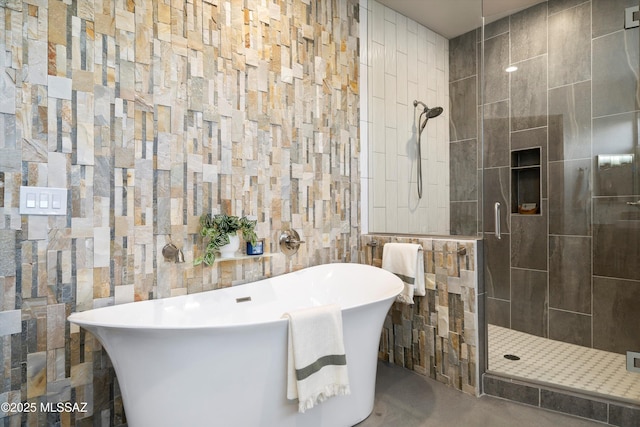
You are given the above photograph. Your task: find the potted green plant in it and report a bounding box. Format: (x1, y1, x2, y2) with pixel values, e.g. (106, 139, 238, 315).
(194, 213, 258, 266)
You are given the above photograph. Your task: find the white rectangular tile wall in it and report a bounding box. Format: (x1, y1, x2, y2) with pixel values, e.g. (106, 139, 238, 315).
(360, 0, 450, 235)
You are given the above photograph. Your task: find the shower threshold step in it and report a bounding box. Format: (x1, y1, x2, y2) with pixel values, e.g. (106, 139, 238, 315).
(483, 373, 640, 426)
(486, 324, 640, 426)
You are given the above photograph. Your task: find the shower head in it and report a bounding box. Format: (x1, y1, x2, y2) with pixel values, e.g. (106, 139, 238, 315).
(426, 106, 443, 119)
(417, 105, 444, 133)
(413, 100, 444, 119)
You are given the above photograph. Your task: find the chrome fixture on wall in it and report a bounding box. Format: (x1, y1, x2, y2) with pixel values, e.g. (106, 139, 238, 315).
(413, 100, 444, 199)
(162, 243, 185, 263)
(625, 6, 639, 29)
(366, 240, 378, 265)
(279, 230, 305, 256)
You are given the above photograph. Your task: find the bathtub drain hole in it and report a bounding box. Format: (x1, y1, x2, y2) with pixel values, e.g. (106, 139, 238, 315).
(503, 354, 520, 361)
(236, 297, 252, 303)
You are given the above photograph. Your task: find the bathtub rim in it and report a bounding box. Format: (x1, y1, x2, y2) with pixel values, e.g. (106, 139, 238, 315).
(68, 262, 403, 331)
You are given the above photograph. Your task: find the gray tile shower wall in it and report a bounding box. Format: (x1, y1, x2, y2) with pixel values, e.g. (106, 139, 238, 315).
(448, 25, 480, 237)
(548, 81, 591, 162)
(593, 277, 640, 354)
(450, 140, 477, 202)
(449, 0, 640, 356)
(548, 159, 591, 235)
(0, 0, 360, 424)
(361, 234, 481, 397)
(548, 235, 591, 314)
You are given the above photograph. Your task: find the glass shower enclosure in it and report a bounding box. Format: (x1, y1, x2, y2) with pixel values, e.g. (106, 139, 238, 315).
(481, 0, 640, 405)
(366, 0, 640, 410)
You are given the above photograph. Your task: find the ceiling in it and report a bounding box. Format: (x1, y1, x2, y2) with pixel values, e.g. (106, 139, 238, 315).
(375, 0, 547, 39)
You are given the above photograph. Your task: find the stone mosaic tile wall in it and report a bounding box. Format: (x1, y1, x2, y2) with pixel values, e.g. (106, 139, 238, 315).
(0, 0, 360, 424)
(361, 234, 480, 396)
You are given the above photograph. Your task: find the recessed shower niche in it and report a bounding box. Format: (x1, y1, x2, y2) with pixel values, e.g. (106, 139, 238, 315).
(511, 148, 541, 214)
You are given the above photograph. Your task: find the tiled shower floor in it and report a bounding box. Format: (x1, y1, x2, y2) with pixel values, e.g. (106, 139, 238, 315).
(488, 324, 640, 404)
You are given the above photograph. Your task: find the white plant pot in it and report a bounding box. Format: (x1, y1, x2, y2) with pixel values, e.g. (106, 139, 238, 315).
(218, 233, 240, 258)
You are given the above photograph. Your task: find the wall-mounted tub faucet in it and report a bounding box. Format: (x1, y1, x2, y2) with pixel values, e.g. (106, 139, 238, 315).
(162, 243, 185, 263)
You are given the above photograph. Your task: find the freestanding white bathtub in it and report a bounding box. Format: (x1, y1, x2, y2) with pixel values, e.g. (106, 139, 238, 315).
(68, 263, 403, 427)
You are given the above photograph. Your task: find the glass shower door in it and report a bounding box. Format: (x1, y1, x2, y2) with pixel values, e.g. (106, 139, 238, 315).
(483, 0, 640, 404)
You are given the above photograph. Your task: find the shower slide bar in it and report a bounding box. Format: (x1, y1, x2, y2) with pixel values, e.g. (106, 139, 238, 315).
(412, 100, 444, 199)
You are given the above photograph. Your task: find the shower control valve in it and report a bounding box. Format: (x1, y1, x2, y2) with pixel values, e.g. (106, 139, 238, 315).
(279, 230, 305, 256)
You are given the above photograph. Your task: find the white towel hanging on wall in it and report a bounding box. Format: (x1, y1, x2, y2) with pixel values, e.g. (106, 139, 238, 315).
(382, 243, 425, 304)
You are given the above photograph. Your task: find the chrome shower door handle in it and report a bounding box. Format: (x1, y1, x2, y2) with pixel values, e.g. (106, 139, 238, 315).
(494, 202, 501, 240)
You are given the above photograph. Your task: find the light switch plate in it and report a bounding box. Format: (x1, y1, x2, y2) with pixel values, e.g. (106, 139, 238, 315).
(19, 186, 68, 216)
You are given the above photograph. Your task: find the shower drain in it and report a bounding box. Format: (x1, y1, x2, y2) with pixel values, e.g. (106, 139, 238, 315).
(503, 354, 521, 361)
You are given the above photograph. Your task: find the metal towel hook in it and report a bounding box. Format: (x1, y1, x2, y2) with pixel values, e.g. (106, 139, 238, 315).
(366, 240, 378, 265)
(162, 243, 185, 263)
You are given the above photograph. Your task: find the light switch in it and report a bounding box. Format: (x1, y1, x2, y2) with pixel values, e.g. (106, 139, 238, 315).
(39, 193, 49, 209)
(26, 193, 36, 208)
(52, 194, 61, 209)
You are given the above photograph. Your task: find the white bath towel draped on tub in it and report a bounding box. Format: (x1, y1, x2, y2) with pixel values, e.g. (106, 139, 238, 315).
(282, 304, 351, 413)
(382, 243, 425, 304)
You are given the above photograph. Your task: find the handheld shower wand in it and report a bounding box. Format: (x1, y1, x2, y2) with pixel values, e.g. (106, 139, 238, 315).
(413, 100, 444, 199)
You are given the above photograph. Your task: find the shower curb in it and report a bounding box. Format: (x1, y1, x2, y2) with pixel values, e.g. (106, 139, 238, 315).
(482, 373, 640, 426)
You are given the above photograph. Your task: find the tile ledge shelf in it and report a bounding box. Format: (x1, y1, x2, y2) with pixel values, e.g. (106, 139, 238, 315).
(364, 232, 481, 241)
(213, 253, 274, 263)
